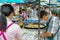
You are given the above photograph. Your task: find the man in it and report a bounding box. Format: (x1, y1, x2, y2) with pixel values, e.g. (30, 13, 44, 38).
(40, 10, 59, 40)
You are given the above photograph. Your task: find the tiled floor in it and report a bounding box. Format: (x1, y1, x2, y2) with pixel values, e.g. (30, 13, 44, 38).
(22, 28, 45, 40)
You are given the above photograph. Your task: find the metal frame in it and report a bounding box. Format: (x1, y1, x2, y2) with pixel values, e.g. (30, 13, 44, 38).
(38, 0, 50, 40)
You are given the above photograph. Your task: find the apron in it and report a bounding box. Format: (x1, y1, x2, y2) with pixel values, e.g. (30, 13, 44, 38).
(0, 22, 14, 40)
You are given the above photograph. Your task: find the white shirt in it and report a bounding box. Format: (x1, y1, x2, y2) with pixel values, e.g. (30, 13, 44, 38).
(4, 18, 23, 40)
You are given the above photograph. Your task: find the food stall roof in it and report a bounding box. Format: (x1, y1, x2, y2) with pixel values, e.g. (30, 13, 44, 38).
(0, 0, 3, 3)
(0, 0, 37, 3)
(0, 0, 27, 3)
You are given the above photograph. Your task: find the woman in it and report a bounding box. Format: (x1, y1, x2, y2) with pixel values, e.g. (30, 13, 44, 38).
(40, 10, 59, 40)
(0, 4, 23, 40)
(22, 9, 28, 20)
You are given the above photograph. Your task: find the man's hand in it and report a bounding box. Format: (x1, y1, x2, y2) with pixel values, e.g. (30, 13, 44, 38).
(40, 32, 52, 38)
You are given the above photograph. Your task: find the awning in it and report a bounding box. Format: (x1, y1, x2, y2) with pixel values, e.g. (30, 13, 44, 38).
(0, 0, 27, 3)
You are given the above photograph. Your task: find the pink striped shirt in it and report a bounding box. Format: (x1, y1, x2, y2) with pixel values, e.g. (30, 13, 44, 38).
(0, 18, 24, 40)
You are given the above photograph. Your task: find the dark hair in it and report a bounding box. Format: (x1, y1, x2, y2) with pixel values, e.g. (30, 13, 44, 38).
(44, 6, 49, 9)
(40, 10, 48, 18)
(22, 9, 26, 11)
(0, 4, 14, 31)
(52, 10, 57, 15)
(19, 7, 22, 9)
(1, 4, 14, 16)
